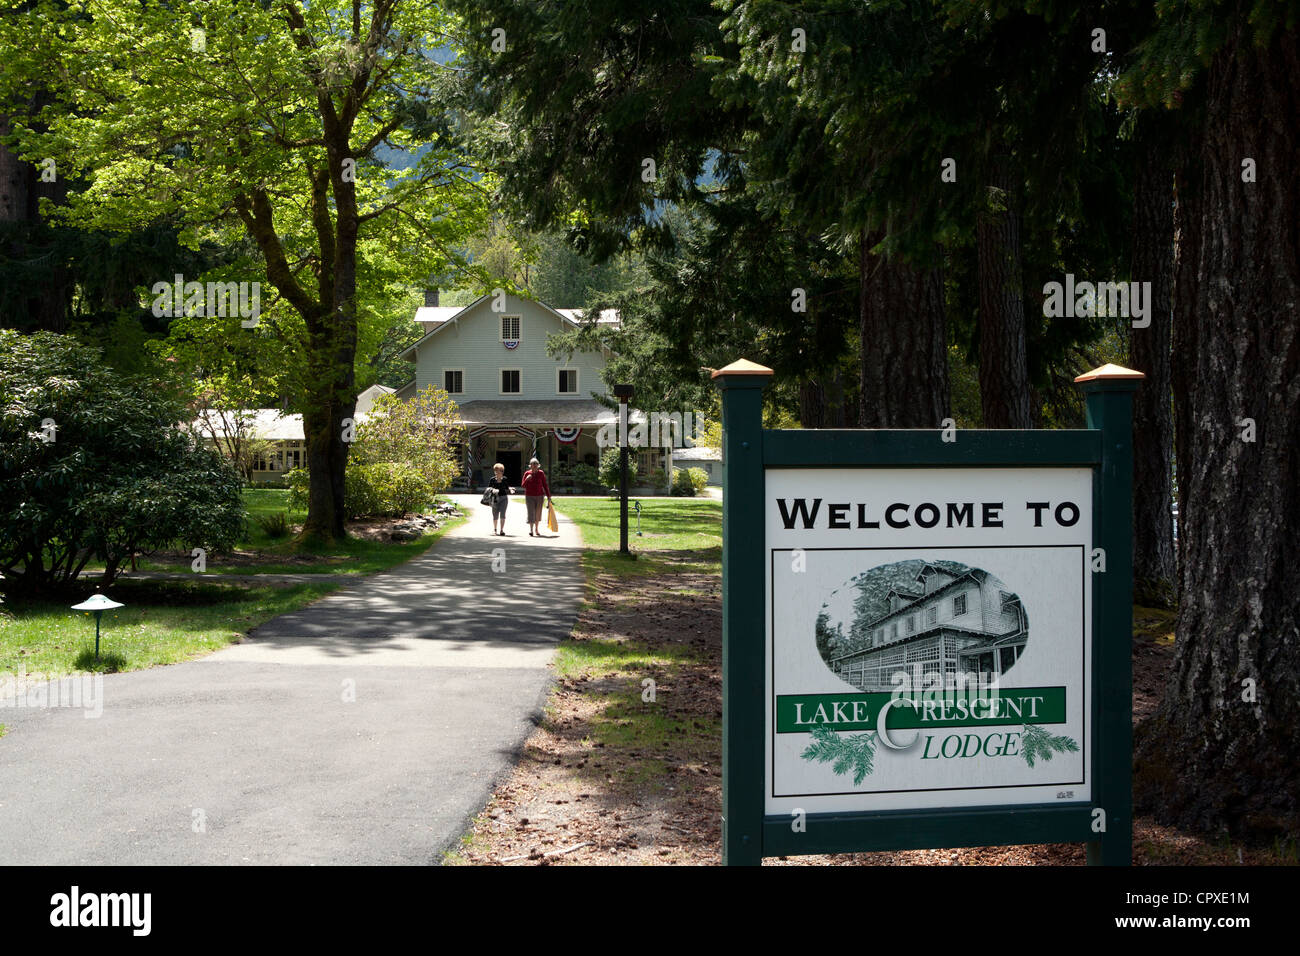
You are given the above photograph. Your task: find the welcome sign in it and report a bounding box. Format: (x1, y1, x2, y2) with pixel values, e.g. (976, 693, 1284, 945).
(713, 359, 1140, 866)
(765, 467, 1091, 815)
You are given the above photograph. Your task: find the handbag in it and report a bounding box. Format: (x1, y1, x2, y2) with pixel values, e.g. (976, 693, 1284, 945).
(546, 500, 559, 533)
(481, 487, 498, 506)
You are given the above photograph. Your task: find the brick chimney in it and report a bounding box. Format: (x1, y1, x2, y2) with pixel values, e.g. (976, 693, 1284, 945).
(424, 288, 439, 307)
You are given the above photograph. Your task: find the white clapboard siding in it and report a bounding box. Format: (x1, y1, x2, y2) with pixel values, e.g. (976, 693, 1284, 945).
(410, 295, 608, 403)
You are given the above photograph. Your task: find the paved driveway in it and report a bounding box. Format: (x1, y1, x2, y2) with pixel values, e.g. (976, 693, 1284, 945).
(0, 496, 582, 864)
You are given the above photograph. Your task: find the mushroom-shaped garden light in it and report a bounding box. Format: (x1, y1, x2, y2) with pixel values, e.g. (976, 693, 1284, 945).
(70, 593, 125, 660)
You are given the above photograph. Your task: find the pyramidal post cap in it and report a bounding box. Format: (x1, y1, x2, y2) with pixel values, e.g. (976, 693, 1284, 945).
(71, 593, 125, 611)
(711, 358, 775, 379)
(1074, 363, 1145, 383)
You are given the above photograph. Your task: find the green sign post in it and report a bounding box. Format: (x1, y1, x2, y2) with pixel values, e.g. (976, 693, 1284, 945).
(714, 358, 1141, 866)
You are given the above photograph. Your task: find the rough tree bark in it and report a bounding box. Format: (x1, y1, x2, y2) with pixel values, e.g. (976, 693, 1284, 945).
(1, 100, 72, 331)
(1134, 19, 1300, 838)
(858, 235, 950, 429)
(976, 155, 1033, 429)
(1128, 116, 1177, 607)
(799, 368, 849, 428)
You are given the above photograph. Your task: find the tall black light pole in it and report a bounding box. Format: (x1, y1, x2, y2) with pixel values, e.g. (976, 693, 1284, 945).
(613, 383, 634, 555)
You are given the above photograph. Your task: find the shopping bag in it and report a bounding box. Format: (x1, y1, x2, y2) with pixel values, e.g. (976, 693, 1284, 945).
(546, 500, 559, 533)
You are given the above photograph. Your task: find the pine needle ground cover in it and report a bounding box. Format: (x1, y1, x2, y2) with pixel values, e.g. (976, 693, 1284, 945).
(445, 496, 1293, 865)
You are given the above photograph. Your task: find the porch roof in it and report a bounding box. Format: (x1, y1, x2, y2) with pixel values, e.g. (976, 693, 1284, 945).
(456, 400, 629, 427)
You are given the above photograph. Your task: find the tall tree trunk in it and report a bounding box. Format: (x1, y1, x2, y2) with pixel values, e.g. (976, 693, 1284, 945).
(1, 102, 72, 332)
(0, 114, 31, 222)
(857, 235, 950, 429)
(1134, 19, 1300, 837)
(799, 378, 830, 429)
(976, 155, 1033, 428)
(799, 369, 848, 428)
(1128, 117, 1177, 607)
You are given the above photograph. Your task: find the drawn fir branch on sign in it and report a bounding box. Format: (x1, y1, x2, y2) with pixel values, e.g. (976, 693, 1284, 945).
(1021, 722, 1079, 767)
(800, 725, 876, 784)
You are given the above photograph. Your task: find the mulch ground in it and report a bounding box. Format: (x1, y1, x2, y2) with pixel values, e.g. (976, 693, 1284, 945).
(450, 558, 1278, 866)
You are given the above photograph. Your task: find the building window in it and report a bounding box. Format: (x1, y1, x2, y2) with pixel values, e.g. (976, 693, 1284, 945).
(501, 315, 521, 341)
(444, 369, 464, 394)
(283, 446, 301, 470)
(558, 368, 578, 394)
(500, 369, 521, 394)
(907, 615, 916, 634)
(953, 593, 967, 616)
(927, 606, 938, 626)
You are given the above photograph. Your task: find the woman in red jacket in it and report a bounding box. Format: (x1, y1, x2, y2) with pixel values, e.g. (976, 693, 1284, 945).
(520, 457, 552, 537)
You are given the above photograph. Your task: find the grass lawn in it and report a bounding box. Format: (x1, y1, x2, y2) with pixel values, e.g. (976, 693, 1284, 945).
(129, 488, 465, 575)
(3, 492, 468, 681)
(545, 496, 721, 682)
(552, 496, 721, 579)
(0, 578, 339, 677)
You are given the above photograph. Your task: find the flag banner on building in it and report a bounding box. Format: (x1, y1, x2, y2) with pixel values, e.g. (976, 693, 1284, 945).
(553, 426, 581, 443)
(503, 340, 519, 349)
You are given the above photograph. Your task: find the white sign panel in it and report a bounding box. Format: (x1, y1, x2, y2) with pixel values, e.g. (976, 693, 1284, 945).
(765, 467, 1093, 815)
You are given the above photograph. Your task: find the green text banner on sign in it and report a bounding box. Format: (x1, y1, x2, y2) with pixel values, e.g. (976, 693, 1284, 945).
(775, 687, 1069, 733)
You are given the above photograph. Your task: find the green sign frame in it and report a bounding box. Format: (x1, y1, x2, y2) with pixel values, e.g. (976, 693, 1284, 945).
(714, 360, 1140, 866)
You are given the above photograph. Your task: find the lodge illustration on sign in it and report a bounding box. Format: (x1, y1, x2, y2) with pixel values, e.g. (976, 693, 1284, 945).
(817, 559, 1029, 692)
(764, 467, 1092, 816)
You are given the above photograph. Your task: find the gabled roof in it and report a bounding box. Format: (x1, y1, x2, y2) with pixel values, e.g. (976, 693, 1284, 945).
(866, 569, 987, 630)
(399, 294, 620, 361)
(191, 387, 392, 442)
(457, 400, 653, 427)
(355, 383, 394, 416)
(673, 446, 721, 461)
(414, 306, 464, 326)
(191, 408, 304, 441)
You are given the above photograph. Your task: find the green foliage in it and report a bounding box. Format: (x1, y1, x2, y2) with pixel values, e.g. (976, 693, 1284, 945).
(286, 463, 434, 520)
(1021, 722, 1080, 768)
(353, 386, 463, 493)
(0, 0, 491, 537)
(254, 512, 291, 540)
(649, 466, 669, 491)
(598, 447, 636, 489)
(693, 417, 722, 448)
(0, 331, 245, 592)
(353, 463, 436, 518)
(1113, 0, 1300, 109)
(671, 467, 708, 497)
(800, 725, 877, 785)
(571, 463, 600, 489)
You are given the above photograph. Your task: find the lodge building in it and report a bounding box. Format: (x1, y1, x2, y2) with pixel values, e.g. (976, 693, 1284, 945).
(829, 563, 1027, 691)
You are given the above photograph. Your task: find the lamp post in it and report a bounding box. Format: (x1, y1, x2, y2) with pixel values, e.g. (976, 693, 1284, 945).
(613, 383, 635, 555)
(71, 592, 124, 661)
